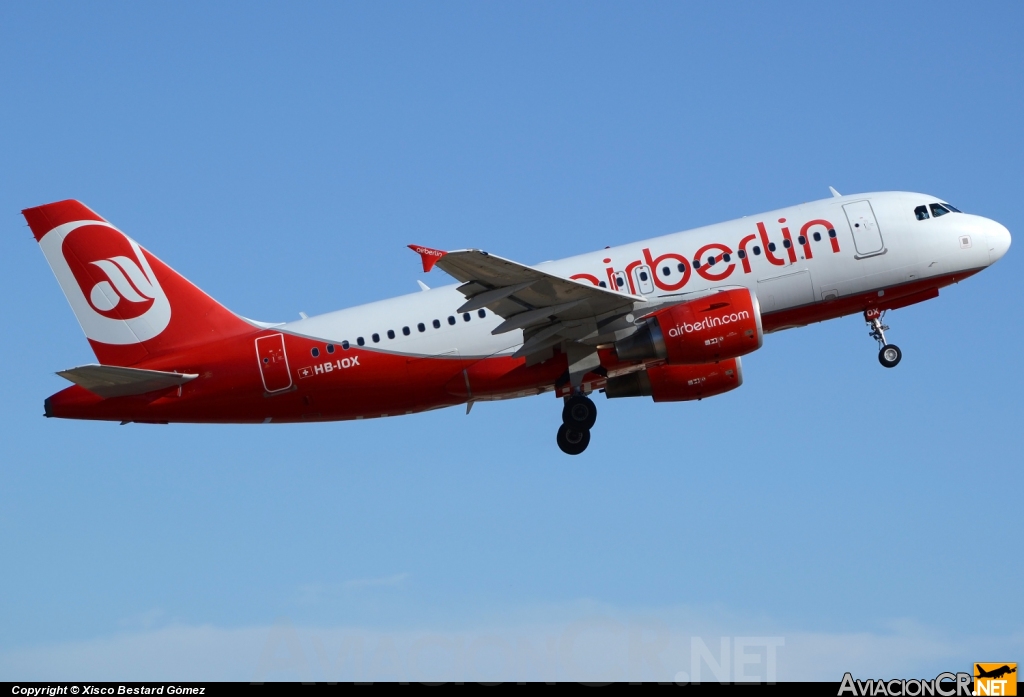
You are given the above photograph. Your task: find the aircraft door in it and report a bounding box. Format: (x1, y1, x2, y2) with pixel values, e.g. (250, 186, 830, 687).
(256, 333, 293, 393)
(632, 264, 655, 295)
(612, 271, 628, 292)
(843, 201, 885, 257)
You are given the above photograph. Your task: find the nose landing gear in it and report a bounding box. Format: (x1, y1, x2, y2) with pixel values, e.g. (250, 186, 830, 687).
(866, 309, 901, 368)
(878, 344, 902, 368)
(557, 392, 597, 455)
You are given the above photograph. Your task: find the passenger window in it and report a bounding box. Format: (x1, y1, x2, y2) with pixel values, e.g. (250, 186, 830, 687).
(639, 270, 649, 282)
(327, 344, 335, 354)
(737, 249, 746, 259)
(914, 205, 930, 220)
(463, 313, 471, 322)
(723, 253, 731, 262)
(372, 333, 380, 343)
(677, 263, 686, 272)
(478, 309, 486, 318)
(662, 266, 671, 276)
(930, 203, 950, 217)
(797, 236, 806, 245)
(599, 281, 607, 287)
(386, 330, 395, 339)
(753, 246, 761, 255)
(357, 337, 365, 346)
(813, 232, 821, 241)
(311, 347, 320, 357)
(417, 323, 425, 332)
(768, 242, 776, 252)
(707, 256, 715, 266)
(615, 276, 624, 287)
(402, 326, 410, 336)
(693, 259, 701, 268)
(342, 340, 350, 350)
(432, 319, 441, 329)
(783, 239, 791, 248)
(828, 229, 837, 238)
(448, 316, 456, 325)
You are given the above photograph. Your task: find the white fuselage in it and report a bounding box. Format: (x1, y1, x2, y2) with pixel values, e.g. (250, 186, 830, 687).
(282, 191, 1010, 358)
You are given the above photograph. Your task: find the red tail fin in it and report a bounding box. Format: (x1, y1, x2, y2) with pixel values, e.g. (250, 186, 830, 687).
(24, 200, 254, 366)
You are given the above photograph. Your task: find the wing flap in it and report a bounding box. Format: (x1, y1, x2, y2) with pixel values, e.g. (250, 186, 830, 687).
(492, 300, 584, 335)
(436, 249, 643, 321)
(457, 281, 535, 313)
(424, 247, 648, 378)
(57, 364, 198, 398)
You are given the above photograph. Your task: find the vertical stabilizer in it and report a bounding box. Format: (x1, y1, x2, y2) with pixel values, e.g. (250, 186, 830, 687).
(24, 200, 254, 366)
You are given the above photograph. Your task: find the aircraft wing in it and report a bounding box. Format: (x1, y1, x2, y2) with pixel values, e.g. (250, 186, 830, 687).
(57, 364, 198, 398)
(410, 245, 646, 366)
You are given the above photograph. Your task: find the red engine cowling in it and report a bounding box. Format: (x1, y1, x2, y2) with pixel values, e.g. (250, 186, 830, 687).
(615, 287, 763, 364)
(605, 358, 743, 402)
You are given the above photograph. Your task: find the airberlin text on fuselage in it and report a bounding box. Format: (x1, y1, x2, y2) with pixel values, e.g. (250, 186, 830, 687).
(667, 310, 750, 338)
(570, 216, 840, 294)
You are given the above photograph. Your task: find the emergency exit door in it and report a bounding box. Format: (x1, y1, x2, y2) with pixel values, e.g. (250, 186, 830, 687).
(631, 264, 655, 295)
(843, 200, 886, 257)
(256, 333, 293, 393)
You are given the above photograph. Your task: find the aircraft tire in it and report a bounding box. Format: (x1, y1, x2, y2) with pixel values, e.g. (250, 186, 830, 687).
(878, 344, 902, 368)
(557, 424, 590, 455)
(562, 394, 597, 431)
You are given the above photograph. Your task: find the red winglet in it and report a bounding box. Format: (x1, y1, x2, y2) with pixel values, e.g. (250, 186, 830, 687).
(408, 244, 447, 273)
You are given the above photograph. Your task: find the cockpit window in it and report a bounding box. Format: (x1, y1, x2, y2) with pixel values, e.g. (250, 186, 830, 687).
(930, 203, 951, 218)
(914, 205, 929, 220)
(943, 202, 962, 213)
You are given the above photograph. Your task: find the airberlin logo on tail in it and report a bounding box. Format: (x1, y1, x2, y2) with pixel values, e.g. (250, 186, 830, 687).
(667, 310, 750, 338)
(86, 255, 160, 316)
(38, 220, 171, 345)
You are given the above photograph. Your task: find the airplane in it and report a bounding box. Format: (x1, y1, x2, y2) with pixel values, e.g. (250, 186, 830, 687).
(23, 189, 1010, 455)
(975, 665, 1016, 680)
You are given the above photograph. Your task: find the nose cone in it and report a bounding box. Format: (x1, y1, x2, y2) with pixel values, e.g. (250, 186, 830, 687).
(988, 220, 1011, 264)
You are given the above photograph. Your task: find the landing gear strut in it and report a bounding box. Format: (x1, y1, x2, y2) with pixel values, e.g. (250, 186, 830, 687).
(557, 392, 597, 455)
(866, 309, 901, 368)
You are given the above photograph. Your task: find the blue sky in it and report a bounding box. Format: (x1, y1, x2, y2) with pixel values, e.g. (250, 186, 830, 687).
(1, 1, 1021, 682)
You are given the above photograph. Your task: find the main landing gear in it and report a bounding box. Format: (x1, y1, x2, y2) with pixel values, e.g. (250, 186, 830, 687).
(557, 392, 596, 455)
(866, 309, 902, 368)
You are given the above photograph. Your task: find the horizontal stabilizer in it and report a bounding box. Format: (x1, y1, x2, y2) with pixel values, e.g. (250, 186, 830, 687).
(57, 364, 198, 398)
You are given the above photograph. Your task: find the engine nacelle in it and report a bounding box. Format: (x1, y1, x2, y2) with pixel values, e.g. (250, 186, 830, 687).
(605, 358, 743, 402)
(615, 287, 763, 364)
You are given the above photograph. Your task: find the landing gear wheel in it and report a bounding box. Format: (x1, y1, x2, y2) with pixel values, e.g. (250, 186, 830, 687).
(866, 310, 902, 369)
(878, 344, 902, 368)
(556, 424, 590, 455)
(562, 394, 597, 431)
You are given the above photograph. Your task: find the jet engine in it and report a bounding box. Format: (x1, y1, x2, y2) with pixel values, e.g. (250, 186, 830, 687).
(614, 288, 762, 364)
(605, 359, 742, 402)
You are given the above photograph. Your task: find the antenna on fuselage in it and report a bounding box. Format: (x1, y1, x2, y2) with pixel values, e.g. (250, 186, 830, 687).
(829, 186, 842, 198)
